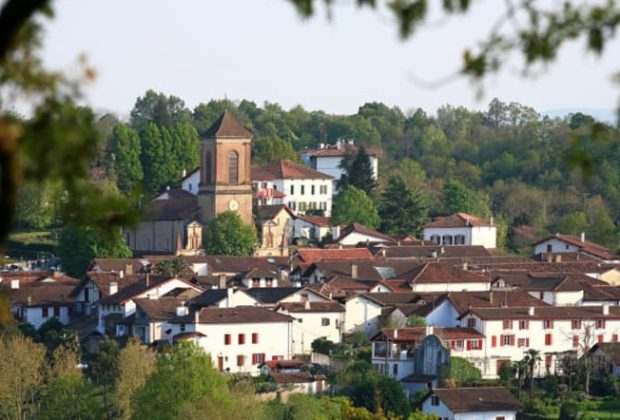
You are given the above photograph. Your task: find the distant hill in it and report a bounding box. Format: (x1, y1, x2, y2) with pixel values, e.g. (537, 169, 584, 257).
(544, 108, 617, 126)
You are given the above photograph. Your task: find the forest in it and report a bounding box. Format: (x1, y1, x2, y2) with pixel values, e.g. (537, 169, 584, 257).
(13, 90, 620, 253)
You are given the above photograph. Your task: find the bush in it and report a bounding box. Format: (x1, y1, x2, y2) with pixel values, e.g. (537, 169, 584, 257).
(559, 399, 580, 420)
(590, 376, 619, 397)
(450, 357, 482, 386)
(311, 337, 336, 355)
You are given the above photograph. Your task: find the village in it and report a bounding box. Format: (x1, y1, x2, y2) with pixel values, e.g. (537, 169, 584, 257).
(4, 111, 620, 419)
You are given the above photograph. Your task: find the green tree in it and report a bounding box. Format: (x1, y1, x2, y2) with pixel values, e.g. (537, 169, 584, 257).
(114, 337, 156, 420)
(56, 221, 132, 278)
(450, 357, 482, 386)
(109, 123, 143, 194)
(253, 136, 300, 165)
(442, 179, 491, 218)
(88, 337, 120, 417)
(171, 121, 200, 174)
(40, 373, 101, 420)
(203, 211, 257, 256)
(154, 256, 190, 277)
(130, 89, 191, 132)
(14, 182, 61, 230)
(559, 399, 580, 420)
(338, 146, 376, 194)
(523, 349, 541, 399)
(406, 314, 427, 327)
(332, 186, 380, 228)
(140, 123, 170, 196)
(132, 343, 233, 420)
(379, 176, 429, 236)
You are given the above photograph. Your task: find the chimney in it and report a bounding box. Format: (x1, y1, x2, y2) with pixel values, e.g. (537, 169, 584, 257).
(528, 306, 535, 316)
(109, 282, 118, 296)
(218, 274, 227, 289)
(227, 287, 234, 308)
(119, 270, 124, 279)
(125, 263, 133, 276)
(555, 254, 562, 263)
(194, 309, 200, 324)
(462, 262, 468, 271)
(176, 302, 189, 317)
(10, 279, 19, 289)
(393, 329, 398, 339)
(397, 240, 401, 247)
(603, 304, 610, 315)
(305, 300, 311, 310)
(431, 250, 438, 259)
(182, 168, 187, 178)
(580, 232, 586, 243)
(351, 264, 358, 279)
(145, 273, 150, 288)
(380, 249, 386, 257)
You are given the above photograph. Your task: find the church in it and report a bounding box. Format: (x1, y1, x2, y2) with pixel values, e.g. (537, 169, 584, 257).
(125, 111, 259, 255)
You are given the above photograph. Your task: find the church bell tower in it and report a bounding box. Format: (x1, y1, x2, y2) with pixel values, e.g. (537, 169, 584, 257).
(198, 110, 254, 226)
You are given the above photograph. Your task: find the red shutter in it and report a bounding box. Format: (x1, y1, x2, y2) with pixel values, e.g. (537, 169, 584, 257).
(499, 335, 504, 346)
(238, 334, 245, 345)
(613, 334, 618, 343)
(526, 338, 530, 347)
(252, 354, 257, 364)
(598, 335, 604, 344)
(573, 335, 579, 348)
(491, 336, 497, 347)
(510, 335, 515, 346)
(224, 334, 231, 345)
(252, 333, 258, 344)
(466, 340, 472, 350)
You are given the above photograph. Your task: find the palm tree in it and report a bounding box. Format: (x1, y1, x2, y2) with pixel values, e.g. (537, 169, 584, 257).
(523, 349, 541, 399)
(512, 359, 528, 399)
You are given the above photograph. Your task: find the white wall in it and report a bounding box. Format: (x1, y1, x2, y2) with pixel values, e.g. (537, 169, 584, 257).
(422, 397, 517, 420)
(425, 300, 461, 327)
(181, 170, 200, 195)
(411, 282, 490, 293)
(19, 305, 70, 329)
(338, 231, 391, 246)
(281, 310, 344, 354)
(534, 239, 580, 255)
(423, 226, 497, 249)
(345, 295, 382, 336)
(293, 219, 331, 242)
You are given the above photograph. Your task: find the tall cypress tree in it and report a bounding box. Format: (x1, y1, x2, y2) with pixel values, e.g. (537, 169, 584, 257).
(171, 122, 200, 174)
(110, 124, 143, 194)
(140, 123, 167, 195)
(379, 175, 429, 236)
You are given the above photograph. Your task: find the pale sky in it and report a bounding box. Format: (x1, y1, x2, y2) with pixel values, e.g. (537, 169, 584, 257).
(39, 0, 620, 117)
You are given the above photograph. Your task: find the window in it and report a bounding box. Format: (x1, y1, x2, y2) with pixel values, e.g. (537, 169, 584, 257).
(252, 353, 266, 365)
(430, 235, 440, 245)
(321, 318, 330, 326)
(224, 334, 231, 345)
(467, 318, 476, 328)
(238, 334, 245, 345)
(53, 307, 60, 317)
(545, 333, 553, 346)
(431, 396, 440, 406)
(262, 182, 267, 189)
(442, 235, 453, 245)
(205, 152, 212, 184)
(42, 306, 49, 318)
(311, 185, 315, 195)
(518, 338, 530, 348)
(467, 340, 482, 350)
(290, 185, 294, 195)
(546, 244, 552, 252)
(501, 335, 514, 346)
(545, 355, 553, 370)
(320, 185, 327, 194)
(301, 185, 305, 195)
(596, 319, 606, 329)
(573, 335, 579, 348)
(519, 320, 529, 330)
(571, 320, 581, 330)
(237, 355, 245, 366)
(454, 234, 465, 245)
(543, 320, 553, 329)
(228, 151, 239, 184)
(503, 320, 512, 330)
(252, 333, 259, 344)
(188, 184, 192, 191)
(393, 363, 398, 375)
(288, 201, 296, 210)
(491, 336, 497, 347)
(180, 323, 186, 332)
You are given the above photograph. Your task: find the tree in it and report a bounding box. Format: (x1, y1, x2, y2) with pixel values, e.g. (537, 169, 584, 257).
(154, 256, 190, 277)
(332, 186, 380, 228)
(109, 123, 143, 194)
(88, 337, 120, 417)
(523, 349, 542, 399)
(114, 337, 156, 420)
(131, 343, 233, 420)
(140, 123, 170, 196)
(0, 335, 46, 419)
(57, 221, 132, 277)
(130, 89, 191, 132)
(338, 146, 376, 194)
(171, 121, 200, 175)
(253, 136, 300, 165)
(406, 314, 427, 327)
(203, 211, 257, 256)
(379, 175, 429, 236)
(442, 179, 491, 218)
(450, 357, 482, 386)
(559, 399, 580, 420)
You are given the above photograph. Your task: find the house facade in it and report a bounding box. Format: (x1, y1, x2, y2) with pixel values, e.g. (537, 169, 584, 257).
(423, 212, 496, 249)
(421, 387, 523, 420)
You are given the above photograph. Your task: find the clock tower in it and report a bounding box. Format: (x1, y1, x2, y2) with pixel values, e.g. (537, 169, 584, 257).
(198, 111, 254, 226)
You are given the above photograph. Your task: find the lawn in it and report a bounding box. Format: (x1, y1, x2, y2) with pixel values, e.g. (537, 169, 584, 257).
(6, 231, 57, 260)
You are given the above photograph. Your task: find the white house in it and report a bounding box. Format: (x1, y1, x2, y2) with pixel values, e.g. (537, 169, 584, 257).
(169, 306, 294, 376)
(404, 262, 491, 293)
(300, 139, 381, 191)
(252, 160, 333, 216)
(276, 300, 345, 355)
(293, 214, 332, 242)
(423, 212, 497, 249)
(180, 168, 200, 195)
(335, 223, 395, 246)
(421, 387, 523, 420)
(533, 233, 619, 262)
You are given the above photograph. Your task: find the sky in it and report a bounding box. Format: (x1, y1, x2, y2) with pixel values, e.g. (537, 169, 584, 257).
(39, 0, 620, 119)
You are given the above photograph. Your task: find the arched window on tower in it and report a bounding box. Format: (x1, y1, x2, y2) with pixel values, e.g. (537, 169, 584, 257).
(205, 151, 212, 184)
(228, 151, 239, 184)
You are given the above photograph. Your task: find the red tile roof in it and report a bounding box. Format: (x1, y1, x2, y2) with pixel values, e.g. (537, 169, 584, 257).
(194, 306, 293, 324)
(294, 214, 332, 227)
(337, 223, 395, 243)
(430, 387, 523, 413)
(294, 248, 374, 264)
(252, 160, 333, 181)
(277, 301, 345, 313)
(204, 110, 253, 139)
(424, 212, 494, 228)
(535, 234, 617, 260)
(403, 262, 490, 284)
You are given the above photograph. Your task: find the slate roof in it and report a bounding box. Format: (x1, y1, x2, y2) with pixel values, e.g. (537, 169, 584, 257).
(424, 212, 495, 228)
(252, 160, 333, 181)
(204, 110, 253, 138)
(194, 306, 293, 324)
(463, 305, 620, 321)
(142, 189, 199, 221)
(430, 387, 523, 413)
(189, 289, 229, 307)
(244, 287, 301, 304)
(583, 285, 620, 302)
(11, 280, 77, 307)
(277, 301, 345, 313)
